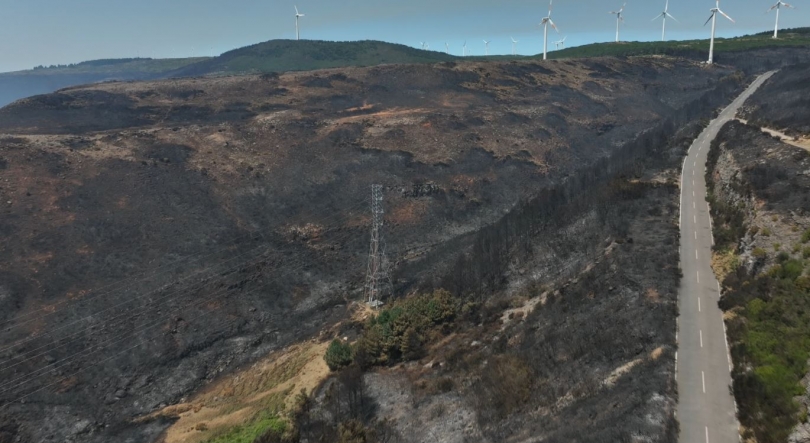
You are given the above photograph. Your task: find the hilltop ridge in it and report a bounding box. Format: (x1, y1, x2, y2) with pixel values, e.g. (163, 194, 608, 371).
(1, 29, 809, 108)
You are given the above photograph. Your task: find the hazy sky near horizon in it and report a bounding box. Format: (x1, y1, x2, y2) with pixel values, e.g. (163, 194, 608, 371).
(0, 0, 807, 72)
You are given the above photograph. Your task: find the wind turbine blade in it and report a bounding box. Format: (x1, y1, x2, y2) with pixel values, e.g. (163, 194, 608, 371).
(295, 5, 299, 14)
(549, 19, 559, 32)
(665, 0, 669, 12)
(667, 12, 679, 22)
(652, 12, 664, 21)
(767, 4, 778, 12)
(704, 13, 714, 26)
(717, 9, 735, 22)
(783, 2, 795, 8)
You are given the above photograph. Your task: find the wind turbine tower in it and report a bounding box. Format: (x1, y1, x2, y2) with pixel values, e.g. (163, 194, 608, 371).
(540, 0, 559, 60)
(294, 6, 305, 41)
(652, 0, 679, 41)
(463, 41, 468, 56)
(609, 3, 626, 42)
(511, 37, 519, 55)
(768, 1, 795, 39)
(704, 0, 735, 64)
(445, 42, 450, 54)
(483, 39, 490, 55)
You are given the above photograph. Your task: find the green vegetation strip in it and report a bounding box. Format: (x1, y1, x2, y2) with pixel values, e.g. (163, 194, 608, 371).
(705, 137, 810, 443)
(325, 290, 464, 371)
(548, 28, 810, 60)
(204, 412, 287, 443)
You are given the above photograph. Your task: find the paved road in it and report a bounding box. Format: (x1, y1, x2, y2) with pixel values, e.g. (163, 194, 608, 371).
(677, 71, 775, 443)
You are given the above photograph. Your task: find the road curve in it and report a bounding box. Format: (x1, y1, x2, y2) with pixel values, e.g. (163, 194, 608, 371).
(677, 71, 776, 443)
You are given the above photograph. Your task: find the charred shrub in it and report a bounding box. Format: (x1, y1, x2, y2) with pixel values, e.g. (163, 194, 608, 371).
(474, 354, 533, 421)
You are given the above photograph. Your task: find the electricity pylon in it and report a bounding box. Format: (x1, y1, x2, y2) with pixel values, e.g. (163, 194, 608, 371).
(363, 184, 391, 307)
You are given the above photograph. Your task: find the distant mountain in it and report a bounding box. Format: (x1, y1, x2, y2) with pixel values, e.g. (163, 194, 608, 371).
(1, 30, 808, 109)
(167, 39, 456, 77)
(0, 58, 207, 108)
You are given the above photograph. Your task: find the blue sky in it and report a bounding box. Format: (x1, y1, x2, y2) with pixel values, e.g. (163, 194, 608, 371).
(0, 0, 807, 72)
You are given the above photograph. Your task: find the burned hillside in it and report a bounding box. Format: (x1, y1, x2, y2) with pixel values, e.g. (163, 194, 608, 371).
(0, 56, 752, 442)
(738, 63, 810, 136)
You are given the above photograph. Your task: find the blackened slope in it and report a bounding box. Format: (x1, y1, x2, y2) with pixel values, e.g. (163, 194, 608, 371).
(740, 63, 810, 135)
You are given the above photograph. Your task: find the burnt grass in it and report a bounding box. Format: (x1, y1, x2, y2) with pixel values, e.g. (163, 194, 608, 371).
(0, 56, 758, 443)
(739, 63, 810, 136)
(297, 115, 702, 443)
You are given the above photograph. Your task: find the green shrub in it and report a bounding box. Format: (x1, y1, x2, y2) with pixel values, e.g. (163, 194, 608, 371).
(753, 247, 768, 259)
(206, 412, 286, 443)
(324, 339, 353, 371)
(802, 246, 810, 259)
(777, 259, 803, 281)
(774, 243, 782, 251)
(777, 251, 790, 263)
(762, 227, 772, 237)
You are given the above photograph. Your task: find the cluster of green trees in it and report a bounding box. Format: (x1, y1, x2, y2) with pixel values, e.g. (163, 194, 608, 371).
(325, 290, 462, 371)
(721, 256, 810, 443)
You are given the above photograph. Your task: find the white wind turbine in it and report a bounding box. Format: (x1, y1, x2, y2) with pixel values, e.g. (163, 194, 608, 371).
(511, 37, 519, 55)
(767, 0, 795, 39)
(609, 3, 626, 42)
(462, 40, 468, 56)
(554, 36, 567, 49)
(445, 42, 450, 54)
(540, 0, 559, 60)
(704, 0, 735, 64)
(483, 39, 490, 55)
(294, 6, 305, 41)
(652, 0, 679, 41)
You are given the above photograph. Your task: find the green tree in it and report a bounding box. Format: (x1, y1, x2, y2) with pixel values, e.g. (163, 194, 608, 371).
(324, 339, 353, 371)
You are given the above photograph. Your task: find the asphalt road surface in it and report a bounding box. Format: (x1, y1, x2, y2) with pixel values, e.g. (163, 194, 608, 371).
(677, 70, 776, 443)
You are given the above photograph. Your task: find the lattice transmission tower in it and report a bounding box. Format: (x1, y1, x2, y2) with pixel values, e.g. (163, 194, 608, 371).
(363, 184, 391, 307)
